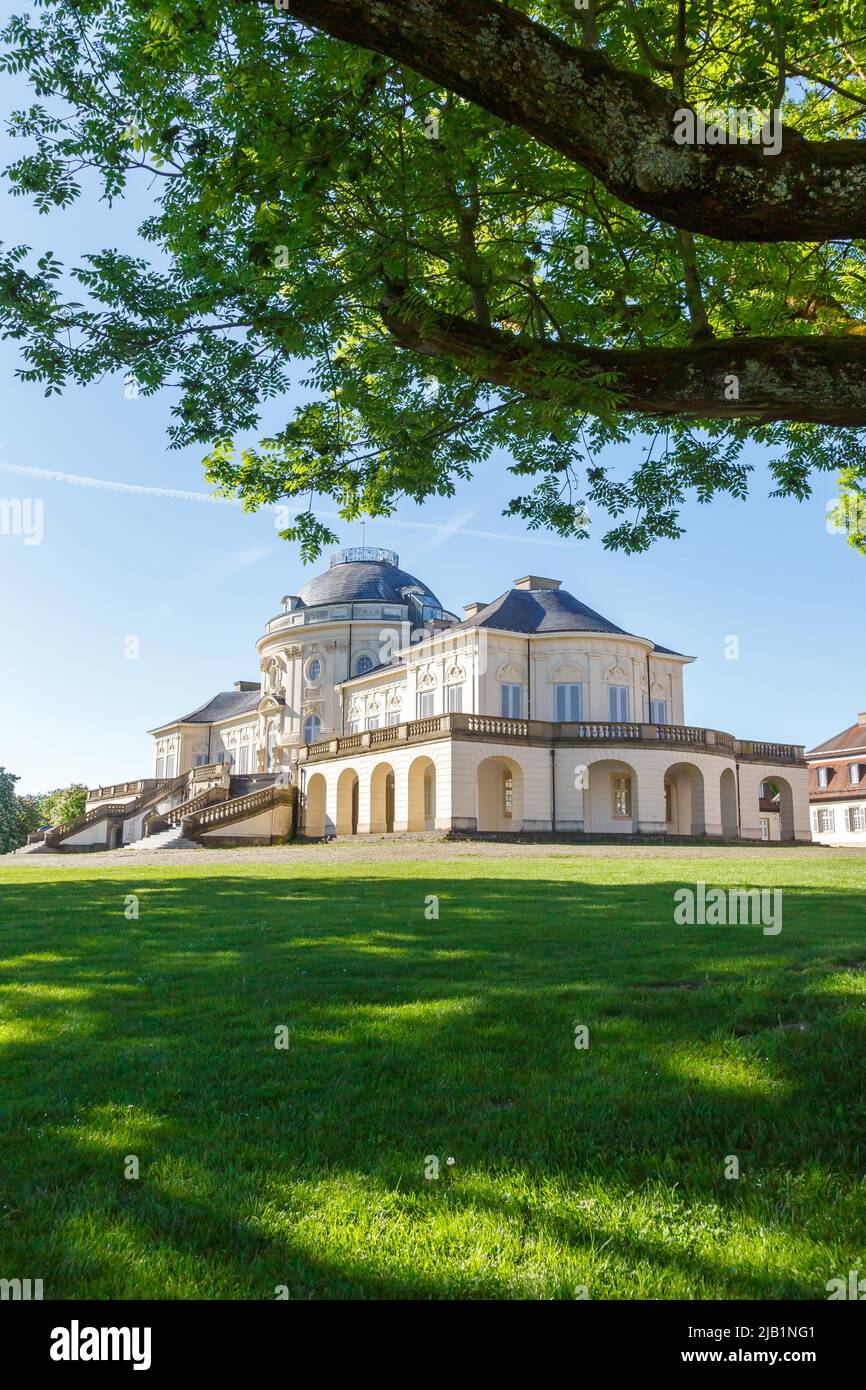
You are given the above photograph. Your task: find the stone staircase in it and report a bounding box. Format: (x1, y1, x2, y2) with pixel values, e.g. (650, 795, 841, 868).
(34, 775, 184, 851)
(127, 826, 202, 852)
(28, 771, 294, 853)
(182, 782, 293, 842)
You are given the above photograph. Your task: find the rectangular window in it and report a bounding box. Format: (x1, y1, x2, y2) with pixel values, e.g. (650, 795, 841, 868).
(417, 691, 435, 718)
(503, 772, 513, 818)
(849, 806, 866, 832)
(649, 699, 667, 725)
(760, 818, 769, 841)
(608, 685, 630, 721)
(849, 763, 861, 785)
(818, 809, 835, 833)
(554, 683, 583, 721)
(386, 710, 400, 727)
(611, 775, 632, 819)
(817, 766, 830, 788)
(347, 720, 360, 736)
(156, 754, 166, 780)
(194, 753, 209, 768)
(446, 684, 463, 713)
(500, 683, 523, 717)
(366, 717, 380, 732)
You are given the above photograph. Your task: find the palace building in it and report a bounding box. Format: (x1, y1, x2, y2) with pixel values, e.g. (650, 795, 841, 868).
(39, 547, 810, 850)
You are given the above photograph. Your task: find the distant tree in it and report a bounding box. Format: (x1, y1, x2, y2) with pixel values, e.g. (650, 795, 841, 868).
(41, 784, 88, 828)
(15, 793, 45, 844)
(0, 768, 21, 854)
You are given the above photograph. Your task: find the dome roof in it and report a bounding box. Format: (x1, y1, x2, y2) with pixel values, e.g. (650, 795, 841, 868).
(297, 547, 444, 610)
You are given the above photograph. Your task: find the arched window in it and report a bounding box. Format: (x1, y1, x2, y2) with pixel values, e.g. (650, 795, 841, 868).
(355, 654, 374, 676)
(307, 657, 321, 682)
(266, 721, 278, 769)
(303, 714, 322, 745)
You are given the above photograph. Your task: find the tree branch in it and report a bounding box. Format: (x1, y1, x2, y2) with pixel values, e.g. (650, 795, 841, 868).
(379, 286, 866, 424)
(271, 0, 866, 242)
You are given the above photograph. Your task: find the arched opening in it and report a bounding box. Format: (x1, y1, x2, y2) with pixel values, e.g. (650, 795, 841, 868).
(585, 759, 638, 835)
(108, 824, 122, 850)
(476, 756, 524, 832)
(408, 756, 436, 831)
(369, 762, 396, 833)
(664, 762, 706, 836)
(720, 768, 738, 838)
(305, 772, 327, 838)
(758, 776, 795, 842)
(336, 767, 359, 836)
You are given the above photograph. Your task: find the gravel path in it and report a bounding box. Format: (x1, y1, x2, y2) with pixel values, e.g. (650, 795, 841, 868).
(8, 835, 851, 869)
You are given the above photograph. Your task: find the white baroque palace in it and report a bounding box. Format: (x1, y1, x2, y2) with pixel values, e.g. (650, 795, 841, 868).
(41, 548, 810, 850)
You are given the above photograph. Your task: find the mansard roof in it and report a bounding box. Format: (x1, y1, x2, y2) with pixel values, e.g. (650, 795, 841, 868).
(151, 688, 262, 731)
(451, 585, 685, 655)
(806, 717, 866, 758)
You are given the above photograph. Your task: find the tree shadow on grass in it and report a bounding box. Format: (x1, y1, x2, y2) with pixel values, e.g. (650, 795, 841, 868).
(0, 871, 864, 1298)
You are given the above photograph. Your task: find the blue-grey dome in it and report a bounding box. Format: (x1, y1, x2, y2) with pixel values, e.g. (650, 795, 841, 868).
(297, 547, 443, 609)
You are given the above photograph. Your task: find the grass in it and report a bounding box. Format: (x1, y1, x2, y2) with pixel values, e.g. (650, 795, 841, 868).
(0, 850, 864, 1300)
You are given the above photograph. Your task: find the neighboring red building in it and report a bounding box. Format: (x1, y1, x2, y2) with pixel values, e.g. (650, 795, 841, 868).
(805, 714, 866, 845)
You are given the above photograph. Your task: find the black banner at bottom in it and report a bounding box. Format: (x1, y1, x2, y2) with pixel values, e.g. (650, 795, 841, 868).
(4, 1297, 860, 1376)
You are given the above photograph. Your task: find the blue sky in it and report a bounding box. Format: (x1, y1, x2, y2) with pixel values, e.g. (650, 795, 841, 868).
(1, 16, 863, 795)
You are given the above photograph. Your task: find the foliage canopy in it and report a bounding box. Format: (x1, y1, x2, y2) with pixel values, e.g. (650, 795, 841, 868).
(2, 0, 866, 555)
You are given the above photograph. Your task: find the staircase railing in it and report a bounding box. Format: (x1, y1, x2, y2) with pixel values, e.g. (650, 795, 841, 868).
(130, 775, 184, 812)
(44, 802, 127, 847)
(145, 786, 227, 836)
(183, 784, 293, 837)
(45, 774, 186, 847)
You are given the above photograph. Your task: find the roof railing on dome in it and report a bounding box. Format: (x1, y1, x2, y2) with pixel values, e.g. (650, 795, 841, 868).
(329, 546, 399, 568)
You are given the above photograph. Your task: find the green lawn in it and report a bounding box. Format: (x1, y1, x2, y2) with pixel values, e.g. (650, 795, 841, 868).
(0, 852, 864, 1300)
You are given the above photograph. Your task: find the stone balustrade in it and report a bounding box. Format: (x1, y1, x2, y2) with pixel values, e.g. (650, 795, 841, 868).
(184, 784, 293, 832)
(297, 713, 805, 766)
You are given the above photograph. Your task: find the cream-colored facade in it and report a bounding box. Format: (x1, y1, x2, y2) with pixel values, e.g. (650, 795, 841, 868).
(146, 549, 809, 846)
(34, 547, 808, 852)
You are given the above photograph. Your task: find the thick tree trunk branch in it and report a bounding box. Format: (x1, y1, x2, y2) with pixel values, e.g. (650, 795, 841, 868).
(273, 0, 866, 243)
(380, 288, 866, 425)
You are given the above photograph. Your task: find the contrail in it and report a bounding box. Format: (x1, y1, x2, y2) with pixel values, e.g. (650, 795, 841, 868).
(0, 462, 241, 506)
(0, 461, 571, 547)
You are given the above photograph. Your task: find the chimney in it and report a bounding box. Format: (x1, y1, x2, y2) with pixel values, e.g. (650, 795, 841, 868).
(858, 712, 866, 725)
(463, 601, 488, 619)
(234, 680, 260, 692)
(513, 575, 562, 591)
